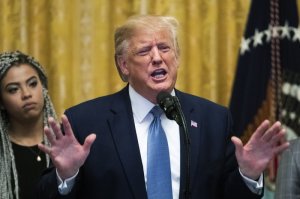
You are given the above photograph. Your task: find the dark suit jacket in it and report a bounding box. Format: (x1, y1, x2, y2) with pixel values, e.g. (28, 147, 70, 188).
(36, 86, 262, 199)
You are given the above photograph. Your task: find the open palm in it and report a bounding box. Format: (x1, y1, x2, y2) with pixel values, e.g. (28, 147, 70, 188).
(231, 120, 289, 180)
(39, 115, 96, 179)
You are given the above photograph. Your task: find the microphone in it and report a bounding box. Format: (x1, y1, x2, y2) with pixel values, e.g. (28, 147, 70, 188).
(156, 91, 191, 199)
(156, 91, 183, 126)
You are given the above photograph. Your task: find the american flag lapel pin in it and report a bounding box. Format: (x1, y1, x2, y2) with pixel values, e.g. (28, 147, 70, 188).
(191, 120, 198, 128)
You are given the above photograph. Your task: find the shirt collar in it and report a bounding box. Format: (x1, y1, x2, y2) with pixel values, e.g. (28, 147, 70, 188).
(128, 85, 175, 123)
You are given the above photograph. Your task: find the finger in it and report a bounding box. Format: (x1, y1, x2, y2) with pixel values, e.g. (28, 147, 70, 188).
(44, 126, 56, 144)
(48, 117, 63, 140)
(38, 143, 52, 155)
(251, 120, 270, 140)
(261, 121, 282, 142)
(279, 131, 287, 144)
(231, 136, 244, 158)
(83, 134, 97, 152)
(268, 128, 286, 146)
(273, 141, 290, 155)
(61, 114, 75, 138)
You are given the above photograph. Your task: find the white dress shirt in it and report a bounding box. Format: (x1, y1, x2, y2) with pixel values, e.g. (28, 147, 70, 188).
(129, 86, 181, 199)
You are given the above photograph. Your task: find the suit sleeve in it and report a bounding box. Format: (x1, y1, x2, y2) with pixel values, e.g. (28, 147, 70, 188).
(222, 111, 263, 199)
(35, 164, 81, 199)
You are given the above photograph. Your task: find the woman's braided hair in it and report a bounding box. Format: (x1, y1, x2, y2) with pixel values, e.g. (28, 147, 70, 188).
(0, 50, 57, 199)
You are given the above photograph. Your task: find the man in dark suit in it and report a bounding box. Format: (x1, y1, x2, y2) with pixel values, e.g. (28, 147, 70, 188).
(37, 15, 289, 199)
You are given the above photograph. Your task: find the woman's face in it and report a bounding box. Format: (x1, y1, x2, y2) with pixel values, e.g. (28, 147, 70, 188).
(0, 64, 44, 122)
(117, 28, 179, 103)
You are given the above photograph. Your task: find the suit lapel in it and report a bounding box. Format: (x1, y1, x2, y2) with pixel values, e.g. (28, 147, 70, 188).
(176, 91, 201, 199)
(107, 88, 203, 199)
(108, 88, 147, 199)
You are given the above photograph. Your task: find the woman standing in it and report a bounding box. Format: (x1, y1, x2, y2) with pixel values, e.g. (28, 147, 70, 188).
(0, 51, 57, 199)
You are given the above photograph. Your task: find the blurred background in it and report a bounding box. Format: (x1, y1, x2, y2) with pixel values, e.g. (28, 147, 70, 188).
(0, 0, 256, 116)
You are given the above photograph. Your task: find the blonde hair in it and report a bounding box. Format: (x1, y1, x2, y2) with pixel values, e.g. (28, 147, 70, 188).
(0, 50, 57, 199)
(114, 15, 180, 81)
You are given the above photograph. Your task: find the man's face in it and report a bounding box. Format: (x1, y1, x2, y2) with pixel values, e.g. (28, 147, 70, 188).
(118, 28, 179, 103)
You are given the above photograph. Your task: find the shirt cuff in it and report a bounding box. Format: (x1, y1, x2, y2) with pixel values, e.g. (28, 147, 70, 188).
(239, 168, 263, 194)
(56, 169, 79, 195)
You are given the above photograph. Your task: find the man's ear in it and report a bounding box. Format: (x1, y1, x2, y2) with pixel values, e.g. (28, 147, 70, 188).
(114, 54, 129, 82)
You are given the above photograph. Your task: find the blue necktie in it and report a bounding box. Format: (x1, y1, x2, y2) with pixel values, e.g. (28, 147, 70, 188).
(147, 106, 173, 199)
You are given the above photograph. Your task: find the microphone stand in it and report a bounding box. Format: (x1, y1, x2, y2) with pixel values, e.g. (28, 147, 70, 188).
(173, 96, 191, 199)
